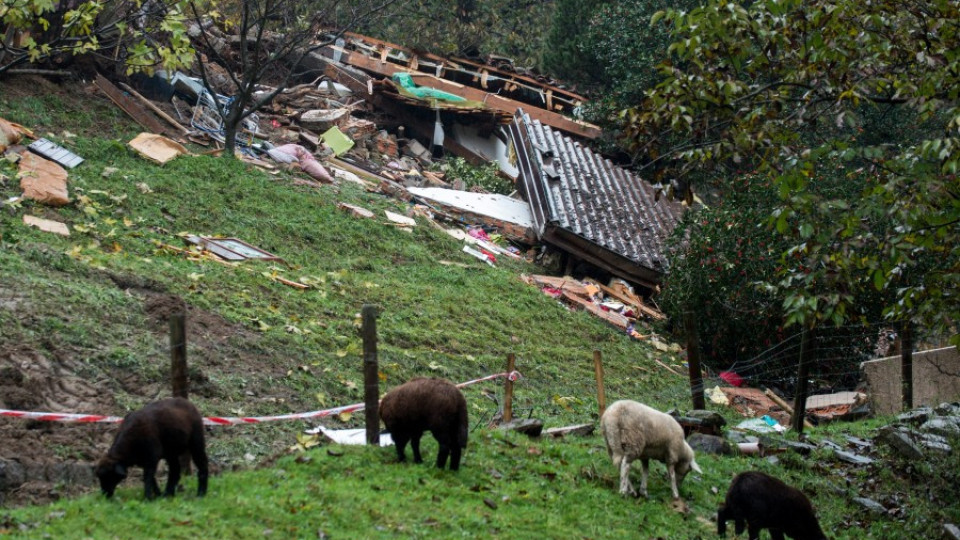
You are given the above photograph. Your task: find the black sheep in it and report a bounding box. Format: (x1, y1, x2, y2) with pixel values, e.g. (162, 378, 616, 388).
(379, 377, 468, 470)
(718, 471, 827, 540)
(95, 397, 209, 499)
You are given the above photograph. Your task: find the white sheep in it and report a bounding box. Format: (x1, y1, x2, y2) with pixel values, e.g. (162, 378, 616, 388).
(600, 400, 702, 499)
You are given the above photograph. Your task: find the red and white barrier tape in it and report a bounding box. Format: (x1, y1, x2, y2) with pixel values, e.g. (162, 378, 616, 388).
(0, 370, 523, 426)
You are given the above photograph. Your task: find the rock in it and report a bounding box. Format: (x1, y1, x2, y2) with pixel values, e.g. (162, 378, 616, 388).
(876, 426, 924, 460)
(724, 430, 759, 444)
(0, 459, 27, 491)
(844, 435, 872, 450)
(896, 407, 933, 425)
(300, 109, 349, 133)
(919, 417, 960, 438)
(781, 440, 818, 455)
(834, 450, 874, 465)
(934, 402, 960, 417)
(673, 410, 726, 436)
(498, 419, 544, 437)
(819, 439, 843, 452)
(853, 497, 887, 514)
(686, 409, 728, 428)
(686, 433, 734, 456)
(944, 523, 960, 540)
(543, 423, 595, 438)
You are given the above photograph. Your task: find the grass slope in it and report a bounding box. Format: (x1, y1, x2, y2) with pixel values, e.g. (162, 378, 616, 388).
(1, 76, 958, 538)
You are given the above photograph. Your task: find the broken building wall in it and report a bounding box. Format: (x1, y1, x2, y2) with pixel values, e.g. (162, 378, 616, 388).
(861, 346, 960, 416)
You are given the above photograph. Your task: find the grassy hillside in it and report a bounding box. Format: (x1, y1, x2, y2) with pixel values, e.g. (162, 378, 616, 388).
(1, 75, 958, 539)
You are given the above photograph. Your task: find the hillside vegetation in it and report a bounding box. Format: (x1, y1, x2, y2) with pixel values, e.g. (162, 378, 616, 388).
(1, 76, 958, 539)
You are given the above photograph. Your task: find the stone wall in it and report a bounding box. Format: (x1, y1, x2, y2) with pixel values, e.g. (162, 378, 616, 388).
(861, 346, 960, 416)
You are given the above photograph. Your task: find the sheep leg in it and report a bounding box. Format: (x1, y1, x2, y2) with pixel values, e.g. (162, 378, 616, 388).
(435, 443, 450, 470)
(667, 463, 680, 499)
(616, 455, 637, 497)
(717, 504, 728, 536)
(638, 458, 649, 498)
(769, 530, 785, 540)
(449, 444, 462, 471)
(734, 518, 746, 535)
(392, 433, 410, 462)
(143, 463, 160, 500)
(410, 431, 424, 464)
(191, 436, 209, 497)
(164, 455, 181, 497)
(747, 522, 761, 540)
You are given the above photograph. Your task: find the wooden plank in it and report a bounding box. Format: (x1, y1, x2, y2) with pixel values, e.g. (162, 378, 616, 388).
(118, 81, 191, 136)
(94, 74, 170, 135)
(333, 48, 601, 139)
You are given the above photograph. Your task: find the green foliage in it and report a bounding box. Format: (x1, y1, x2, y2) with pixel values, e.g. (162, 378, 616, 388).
(435, 157, 514, 195)
(0, 0, 194, 76)
(355, 0, 551, 68)
(542, 0, 609, 84)
(624, 0, 960, 341)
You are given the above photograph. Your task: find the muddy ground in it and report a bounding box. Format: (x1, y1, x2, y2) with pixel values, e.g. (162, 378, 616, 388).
(0, 284, 282, 507)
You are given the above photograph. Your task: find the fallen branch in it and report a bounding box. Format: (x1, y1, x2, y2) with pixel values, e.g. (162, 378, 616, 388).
(764, 388, 814, 429)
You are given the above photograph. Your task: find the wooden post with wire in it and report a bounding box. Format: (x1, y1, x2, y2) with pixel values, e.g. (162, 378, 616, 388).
(791, 329, 815, 434)
(593, 350, 606, 418)
(900, 321, 914, 410)
(362, 304, 380, 446)
(684, 310, 706, 410)
(503, 353, 515, 423)
(170, 312, 191, 475)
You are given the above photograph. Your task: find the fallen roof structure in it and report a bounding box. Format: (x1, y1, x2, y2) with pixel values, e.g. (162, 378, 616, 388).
(316, 32, 601, 140)
(509, 110, 686, 290)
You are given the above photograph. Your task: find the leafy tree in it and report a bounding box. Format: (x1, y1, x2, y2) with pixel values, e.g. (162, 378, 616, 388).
(624, 0, 960, 342)
(541, 0, 608, 85)
(660, 169, 891, 369)
(185, 0, 397, 156)
(357, 0, 552, 69)
(0, 0, 193, 77)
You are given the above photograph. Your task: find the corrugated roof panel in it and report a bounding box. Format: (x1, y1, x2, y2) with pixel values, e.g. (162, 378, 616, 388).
(511, 110, 686, 285)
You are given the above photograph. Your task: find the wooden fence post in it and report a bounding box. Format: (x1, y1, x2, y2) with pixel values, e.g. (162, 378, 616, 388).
(503, 353, 515, 423)
(170, 313, 188, 398)
(684, 310, 706, 410)
(791, 329, 815, 434)
(900, 321, 914, 410)
(593, 350, 606, 418)
(362, 305, 379, 446)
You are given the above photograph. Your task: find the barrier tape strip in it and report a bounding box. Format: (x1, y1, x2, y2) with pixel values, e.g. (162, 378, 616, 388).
(0, 370, 523, 426)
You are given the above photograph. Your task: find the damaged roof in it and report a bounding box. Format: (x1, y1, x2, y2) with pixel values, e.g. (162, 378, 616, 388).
(509, 110, 686, 289)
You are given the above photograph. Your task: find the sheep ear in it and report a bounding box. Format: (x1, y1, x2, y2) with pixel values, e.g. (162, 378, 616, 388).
(691, 460, 703, 474)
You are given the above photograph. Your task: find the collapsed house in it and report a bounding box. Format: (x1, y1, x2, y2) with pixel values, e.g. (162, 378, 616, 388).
(303, 33, 686, 293)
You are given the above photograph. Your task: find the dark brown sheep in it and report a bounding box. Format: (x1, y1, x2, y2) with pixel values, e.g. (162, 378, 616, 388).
(718, 471, 827, 540)
(379, 377, 468, 470)
(95, 397, 209, 500)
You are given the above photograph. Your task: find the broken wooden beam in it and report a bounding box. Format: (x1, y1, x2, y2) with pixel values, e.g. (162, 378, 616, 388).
(94, 74, 171, 136)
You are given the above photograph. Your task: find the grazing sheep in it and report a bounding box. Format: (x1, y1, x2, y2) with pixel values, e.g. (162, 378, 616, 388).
(600, 400, 702, 499)
(379, 377, 468, 470)
(95, 397, 209, 500)
(718, 471, 827, 540)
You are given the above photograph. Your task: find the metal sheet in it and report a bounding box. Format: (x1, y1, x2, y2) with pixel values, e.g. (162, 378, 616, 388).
(27, 138, 84, 168)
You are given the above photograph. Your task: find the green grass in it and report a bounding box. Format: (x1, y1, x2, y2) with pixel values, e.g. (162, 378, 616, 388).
(1, 78, 957, 539)
(4, 426, 960, 539)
